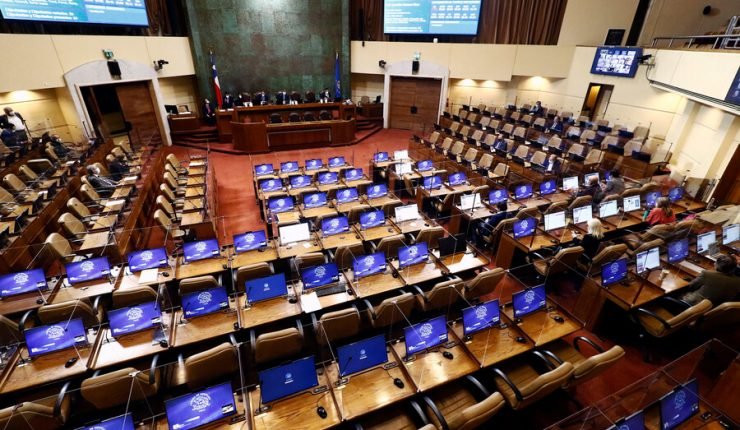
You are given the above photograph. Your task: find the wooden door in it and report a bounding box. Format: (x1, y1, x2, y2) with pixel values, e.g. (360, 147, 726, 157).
(712, 143, 740, 204)
(115, 82, 163, 146)
(389, 77, 442, 131)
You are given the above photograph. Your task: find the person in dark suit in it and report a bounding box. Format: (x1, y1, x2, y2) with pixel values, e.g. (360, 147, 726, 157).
(234, 93, 245, 107)
(222, 92, 234, 109)
(578, 176, 602, 201)
(470, 201, 512, 247)
(549, 116, 564, 134)
(202, 98, 216, 125)
(492, 134, 508, 152)
(275, 91, 288, 105)
(602, 168, 625, 196)
(108, 154, 131, 181)
(1, 123, 20, 150)
(0, 107, 28, 142)
(86, 165, 117, 198)
(680, 254, 740, 306)
(319, 88, 331, 103)
(543, 154, 561, 174)
(530, 101, 542, 115)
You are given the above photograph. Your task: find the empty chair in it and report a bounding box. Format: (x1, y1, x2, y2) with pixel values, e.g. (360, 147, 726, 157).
(250, 321, 304, 365)
(501, 123, 514, 137)
(692, 302, 740, 344)
(112, 285, 159, 308)
(492, 359, 574, 410)
(512, 126, 527, 141)
(512, 145, 530, 161)
(154, 209, 186, 241)
(37, 299, 102, 329)
(532, 246, 584, 279)
(305, 91, 316, 103)
(583, 149, 603, 168)
(600, 135, 620, 150)
(470, 129, 484, 143)
(546, 136, 563, 152)
(543, 201, 568, 215)
(347, 204, 372, 225)
(2, 173, 28, 194)
(319, 110, 332, 120)
(156, 195, 178, 221)
(462, 147, 478, 164)
(427, 131, 441, 146)
(489, 163, 509, 180)
(449, 141, 465, 159)
(371, 234, 407, 259)
(66, 197, 101, 224)
(438, 137, 454, 154)
(623, 139, 643, 155)
(529, 151, 546, 166)
(541, 336, 625, 388)
(464, 268, 505, 301)
(269, 113, 282, 124)
(414, 226, 445, 249)
(312, 306, 361, 346)
(568, 195, 592, 210)
(567, 143, 585, 158)
(295, 252, 326, 272)
(182, 339, 240, 390)
(44, 232, 79, 262)
(421, 376, 506, 430)
(288, 112, 301, 122)
(365, 292, 416, 330)
(304, 112, 317, 121)
(634, 298, 712, 361)
(58, 212, 91, 240)
(0, 385, 72, 429)
(80, 356, 160, 410)
(580, 129, 596, 144)
(414, 277, 463, 313)
(333, 243, 365, 271)
(577, 244, 628, 275)
(381, 200, 404, 218)
(626, 238, 664, 259)
(475, 153, 493, 172)
(0, 315, 22, 347)
(233, 262, 274, 293)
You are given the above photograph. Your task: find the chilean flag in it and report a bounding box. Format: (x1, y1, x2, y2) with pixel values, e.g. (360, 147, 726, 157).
(210, 51, 223, 109)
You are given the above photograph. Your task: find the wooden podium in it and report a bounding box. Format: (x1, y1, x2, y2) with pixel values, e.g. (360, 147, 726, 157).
(231, 120, 356, 153)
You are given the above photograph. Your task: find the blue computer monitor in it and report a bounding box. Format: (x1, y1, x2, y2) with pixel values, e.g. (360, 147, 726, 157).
(305, 159, 322, 170)
(601, 258, 628, 286)
(259, 356, 318, 404)
(258, 178, 282, 192)
(246, 273, 287, 304)
(183, 239, 220, 263)
(668, 187, 684, 202)
(353, 252, 386, 279)
(539, 179, 557, 195)
(108, 301, 161, 337)
(646, 191, 661, 208)
(422, 175, 443, 190)
(337, 334, 388, 377)
(513, 217, 537, 239)
(0, 268, 47, 299)
(512, 285, 546, 319)
(280, 161, 299, 173)
(667, 238, 689, 264)
(290, 175, 312, 188)
(515, 183, 533, 200)
(609, 411, 644, 430)
(301, 263, 340, 289)
(321, 216, 350, 236)
(336, 187, 359, 204)
(367, 183, 388, 199)
(489, 189, 508, 205)
(25, 318, 87, 358)
(359, 210, 385, 229)
(398, 242, 429, 268)
(303, 192, 327, 209)
(660, 379, 699, 430)
(268, 196, 294, 213)
(181, 286, 229, 319)
(318, 172, 338, 185)
(329, 156, 346, 167)
(404, 315, 448, 357)
(234, 230, 268, 253)
(416, 160, 433, 172)
(79, 413, 135, 430)
(462, 299, 501, 336)
(127, 247, 168, 272)
(344, 168, 363, 181)
(374, 152, 389, 162)
(65, 257, 110, 285)
(165, 381, 236, 430)
(448, 172, 467, 186)
(254, 163, 274, 176)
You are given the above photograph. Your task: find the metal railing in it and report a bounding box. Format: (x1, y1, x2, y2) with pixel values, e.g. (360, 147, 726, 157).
(651, 34, 740, 49)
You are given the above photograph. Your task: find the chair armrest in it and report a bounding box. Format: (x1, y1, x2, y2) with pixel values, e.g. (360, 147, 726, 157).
(19, 309, 35, 332)
(540, 350, 564, 367)
(362, 299, 376, 319)
(408, 399, 430, 426)
(634, 307, 671, 331)
(229, 333, 238, 347)
(532, 350, 557, 370)
(53, 381, 71, 418)
(491, 367, 523, 401)
(311, 312, 319, 334)
(422, 395, 449, 430)
(148, 354, 159, 384)
(660, 296, 692, 310)
(295, 318, 304, 338)
(410, 285, 426, 301)
(249, 329, 257, 354)
(573, 336, 605, 353)
(464, 375, 491, 400)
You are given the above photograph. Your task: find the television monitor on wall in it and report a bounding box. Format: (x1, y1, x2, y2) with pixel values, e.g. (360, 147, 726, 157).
(0, 0, 149, 26)
(590, 46, 642, 78)
(383, 0, 482, 35)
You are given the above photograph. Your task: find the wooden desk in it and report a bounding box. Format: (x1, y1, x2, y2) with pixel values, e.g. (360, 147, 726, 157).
(296, 277, 353, 310)
(447, 204, 495, 235)
(288, 185, 318, 198)
(393, 260, 445, 286)
(78, 231, 113, 254)
(232, 119, 356, 153)
(117, 266, 172, 290)
(449, 316, 533, 368)
(346, 267, 405, 299)
(495, 231, 564, 269)
(433, 248, 488, 275)
(180, 211, 215, 240)
(502, 302, 581, 346)
(184, 186, 205, 199)
(299, 204, 336, 220)
(277, 235, 323, 259)
(335, 199, 364, 214)
(273, 210, 302, 225)
(248, 372, 339, 430)
(88, 314, 173, 370)
(230, 243, 280, 269)
(238, 291, 301, 330)
(0, 278, 59, 317)
(363, 194, 401, 209)
(391, 218, 432, 235)
(171, 306, 239, 348)
(51, 271, 120, 304)
(319, 228, 362, 251)
(101, 199, 126, 214)
(326, 352, 415, 420)
(601, 213, 644, 230)
(317, 182, 342, 194)
(390, 330, 478, 392)
(357, 223, 401, 242)
(174, 252, 229, 280)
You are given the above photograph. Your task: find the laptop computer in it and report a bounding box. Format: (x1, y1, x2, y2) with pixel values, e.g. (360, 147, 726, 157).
(280, 161, 299, 174)
(301, 263, 341, 289)
(404, 315, 448, 358)
(422, 175, 443, 190)
(722, 223, 739, 247)
(462, 299, 500, 337)
(447, 172, 467, 186)
(459, 193, 483, 211)
(65, 257, 111, 284)
(374, 152, 389, 162)
(25, 318, 87, 358)
(668, 187, 684, 202)
(305, 159, 323, 171)
(367, 183, 388, 199)
(659, 379, 699, 430)
(696, 231, 720, 260)
(645, 191, 661, 208)
(78, 413, 135, 430)
(514, 183, 533, 200)
(245, 273, 287, 305)
(544, 211, 566, 232)
(258, 356, 318, 404)
(165, 381, 237, 430)
(601, 258, 628, 286)
(108, 301, 161, 337)
(321, 216, 350, 237)
(254, 163, 274, 176)
(539, 179, 557, 196)
(268, 196, 294, 214)
(511, 284, 546, 319)
(336, 187, 359, 204)
(394, 204, 420, 223)
(635, 247, 661, 275)
(337, 334, 388, 378)
(488, 189, 508, 205)
(328, 156, 346, 168)
(398, 242, 429, 268)
(667, 238, 689, 264)
(182, 286, 229, 319)
(259, 178, 282, 192)
(416, 160, 433, 172)
(183, 239, 220, 264)
(279, 223, 311, 246)
(353, 252, 387, 279)
(233, 230, 268, 253)
(290, 175, 312, 189)
(344, 168, 363, 181)
(599, 200, 619, 218)
(127, 247, 168, 272)
(0, 268, 47, 299)
(359, 210, 385, 229)
(573, 205, 593, 225)
(303, 192, 328, 209)
(623, 195, 641, 213)
(318, 172, 338, 185)
(513, 217, 537, 239)
(562, 176, 579, 192)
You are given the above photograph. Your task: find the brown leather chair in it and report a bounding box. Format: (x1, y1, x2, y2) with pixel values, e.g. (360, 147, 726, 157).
(421, 376, 506, 430)
(80, 355, 160, 410)
(0, 384, 71, 429)
(233, 262, 274, 293)
(179, 275, 219, 296)
(36, 299, 102, 328)
(154, 209, 186, 240)
(112, 285, 159, 309)
(533, 246, 584, 279)
(333, 243, 365, 271)
(541, 336, 625, 388)
(371, 234, 407, 259)
(543, 201, 568, 215)
(250, 320, 304, 365)
(44, 232, 78, 262)
(365, 292, 416, 329)
(312, 306, 361, 346)
(626, 238, 664, 259)
(634, 298, 712, 361)
(568, 195, 592, 210)
(692, 302, 740, 345)
(516, 206, 540, 220)
(0, 315, 22, 347)
(414, 277, 463, 313)
(58, 212, 90, 240)
(295, 252, 326, 272)
(464, 268, 505, 301)
(381, 200, 404, 218)
(347, 204, 372, 225)
(492, 359, 574, 410)
(183, 338, 240, 390)
(414, 226, 445, 249)
(577, 244, 627, 275)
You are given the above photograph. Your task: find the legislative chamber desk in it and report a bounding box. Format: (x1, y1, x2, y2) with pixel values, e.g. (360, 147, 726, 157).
(88, 313, 173, 370)
(232, 119, 356, 153)
(346, 265, 405, 299)
(449, 315, 533, 368)
(238, 287, 301, 331)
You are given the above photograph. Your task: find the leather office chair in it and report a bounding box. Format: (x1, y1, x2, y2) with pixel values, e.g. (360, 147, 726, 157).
(546, 136, 563, 152)
(18, 164, 58, 189)
(501, 123, 515, 137)
(540, 337, 625, 388)
(450, 141, 466, 159)
(565, 126, 581, 140)
(319, 110, 332, 120)
(577, 244, 627, 276)
(422, 376, 506, 430)
(289, 112, 301, 122)
(428, 131, 441, 146)
(433, 191, 463, 218)
(156, 195, 179, 221)
(414, 277, 464, 313)
(471, 184, 489, 197)
(516, 206, 540, 220)
(36, 299, 103, 329)
(639, 182, 659, 194)
(365, 292, 416, 330)
(512, 145, 530, 161)
(623, 225, 673, 252)
(533, 246, 584, 279)
(270, 113, 283, 124)
(112, 285, 159, 308)
(0, 384, 72, 430)
(67, 197, 97, 221)
(182, 338, 240, 390)
(623, 139, 643, 155)
(626, 238, 663, 259)
(233, 262, 274, 294)
(634, 298, 712, 361)
(462, 148, 478, 164)
(459, 125, 471, 137)
(371, 234, 407, 259)
(413, 227, 444, 250)
(0, 315, 22, 346)
(305, 91, 316, 103)
(692, 302, 740, 344)
(482, 134, 496, 148)
(333, 243, 365, 271)
(620, 188, 641, 199)
(512, 126, 527, 142)
(529, 151, 546, 166)
(44, 232, 80, 262)
(303, 112, 316, 121)
(488, 163, 509, 181)
(580, 129, 596, 144)
(347, 204, 372, 225)
(312, 306, 361, 346)
(464, 268, 505, 301)
(381, 200, 404, 218)
(438, 137, 453, 154)
(2, 173, 29, 195)
(470, 129, 483, 144)
(568, 195, 592, 210)
(533, 117, 546, 129)
(250, 320, 304, 365)
(154, 209, 186, 241)
(295, 252, 326, 273)
(600, 135, 619, 150)
(80, 184, 107, 206)
(481, 218, 517, 253)
(583, 149, 604, 169)
(567, 143, 585, 159)
(80, 355, 160, 410)
(163, 171, 185, 195)
(179, 276, 220, 298)
(543, 201, 568, 215)
(492, 359, 574, 410)
(58, 212, 90, 240)
(475, 154, 493, 173)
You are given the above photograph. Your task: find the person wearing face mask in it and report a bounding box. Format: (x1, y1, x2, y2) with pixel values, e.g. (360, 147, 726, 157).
(86, 165, 117, 198)
(0, 107, 28, 143)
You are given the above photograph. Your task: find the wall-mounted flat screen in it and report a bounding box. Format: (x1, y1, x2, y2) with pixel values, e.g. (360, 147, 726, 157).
(0, 0, 149, 26)
(590, 46, 642, 78)
(384, 0, 481, 35)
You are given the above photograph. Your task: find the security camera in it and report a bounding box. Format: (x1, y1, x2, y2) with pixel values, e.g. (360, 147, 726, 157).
(378, 60, 386, 68)
(154, 59, 169, 71)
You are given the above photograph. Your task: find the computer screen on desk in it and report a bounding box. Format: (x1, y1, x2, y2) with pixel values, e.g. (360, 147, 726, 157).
(459, 193, 482, 211)
(374, 152, 389, 162)
(336, 187, 359, 203)
(623, 195, 641, 213)
(305, 159, 322, 170)
(290, 175, 312, 188)
(394, 204, 420, 222)
(321, 216, 350, 236)
(0, 268, 47, 299)
(268, 196, 294, 213)
(448, 172, 467, 186)
(279, 223, 311, 246)
(696, 231, 716, 255)
(601, 258, 628, 286)
(353, 252, 386, 279)
(165, 381, 236, 430)
(514, 183, 533, 200)
(544, 211, 566, 232)
(416, 160, 433, 172)
(108, 301, 161, 337)
(668, 187, 684, 202)
(395, 162, 413, 175)
(584, 172, 599, 185)
(259, 178, 282, 192)
(404, 315, 448, 357)
(182, 286, 229, 319)
(489, 189, 508, 205)
(573, 205, 593, 225)
(302, 263, 340, 289)
(360, 210, 385, 229)
(127, 247, 168, 272)
(234, 230, 268, 253)
(394, 150, 409, 161)
(512, 284, 546, 318)
(646, 191, 661, 208)
(303, 192, 327, 209)
(65, 256, 111, 285)
(539, 179, 556, 195)
(422, 175, 443, 190)
(367, 183, 388, 199)
(636, 247, 661, 274)
(246, 273, 287, 304)
(183, 239, 220, 263)
(398, 242, 429, 268)
(259, 356, 318, 404)
(722, 224, 739, 245)
(667, 238, 689, 264)
(318, 172, 338, 185)
(599, 200, 619, 218)
(80, 413, 135, 430)
(329, 156, 346, 167)
(563, 176, 579, 192)
(660, 379, 699, 430)
(337, 334, 388, 377)
(608, 411, 644, 430)
(345, 168, 363, 181)
(513, 217, 537, 239)
(280, 161, 299, 173)
(255, 163, 274, 176)
(462, 299, 500, 336)
(25, 318, 87, 358)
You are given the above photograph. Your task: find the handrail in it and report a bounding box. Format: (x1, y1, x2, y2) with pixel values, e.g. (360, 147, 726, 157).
(651, 34, 740, 49)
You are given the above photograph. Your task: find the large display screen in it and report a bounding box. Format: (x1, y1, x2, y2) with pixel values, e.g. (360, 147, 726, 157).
(590, 46, 642, 78)
(384, 0, 481, 35)
(0, 0, 149, 26)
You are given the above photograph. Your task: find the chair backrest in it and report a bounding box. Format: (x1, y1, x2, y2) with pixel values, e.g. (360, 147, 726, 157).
(633, 125, 649, 139)
(235, 262, 274, 293)
(502, 123, 514, 134)
(639, 182, 659, 194)
(381, 200, 404, 218)
(38, 300, 100, 327)
(289, 112, 301, 122)
(163, 171, 178, 189)
(255, 327, 303, 365)
(46, 146, 60, 161)
(534, 118, 546, 127)
(459, 125, 470, 137)
(513, 145, 529, 159)
(464, 148, 478, 162)
(440, 137, 454, 151)
(547, 136, 562, 149)
(316, 307, 361, 346)
(571, 345, 625, 384)
(0, 186, 14, 203)
(319, 110, 332, 120)
(58, 213, 87, 238)
(464, 268, 505, 300)
(166, 154, 180, 169)
(371, 292, 416, 328)
(112, 285, 158, 308)
(80, 184, 101, 202)
(334, 243, 365, 271)
(492, 163, 509, 177)
(513, 362, 574, 409)
(184, 342, 239, 390)
(347, 204, 372, 225)
(451, 141, 465, 156)
(67, 197, 91, 219)
(568, 143, 584, 156)
(92, 162, 109, 177)
(452, 392, 506, 430)
(296, 252, 326, 273)
(695, 302, 740, 334)
(376, 234, 407, 259)
(0, 315, 21, 347)
(415, 226, 445, 249)
(429, 131, 441, 144)
(18, 165, 38, 182)
(164, 163, 178, 178)
(662, 299, 712, 335)
(544, 201, 568, 215)
(548, 246, 584, 275)
(632, 239, 664, 255)
(423, 278, 463, 311)
(160, 183, 176, 202)
(81, 366, 160, 410)
(566, 126, 581, 138)
(179, 275, 219, 296)
(478, 154, 493, 169)
(270, 113, 282, 124)
(584, 149, 603, 164)
(600, 135, 619, 149)
(623, 139, 643, 155)
(580, 130, 596, 143)
(510, 112, 521, 122)
(590, 244, 628, 268)
(516, 206, 540, 220)
(568, 195, 592, 210)
(483, 134, 496, 147)
(513, 127, 527, 139)
(530, 151, 546, 165)
(0, 401, 67, 429)
(470, 129, 483, 142)
(45, 233, 73, 260)
(154, 209, 172, 232)
(156, 195, 176, 217)
(3, 173, 26, 192)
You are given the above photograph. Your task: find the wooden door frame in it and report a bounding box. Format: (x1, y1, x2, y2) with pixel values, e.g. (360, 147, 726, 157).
(711, 143, 740, 204)
(388, 76, 443, 131)
(382, 60, 450, 129)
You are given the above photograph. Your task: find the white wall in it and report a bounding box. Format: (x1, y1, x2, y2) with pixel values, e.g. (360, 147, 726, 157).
(639, 0, 740, 46)
(557, 0, 639, 46)
(159, 76, 199, 113)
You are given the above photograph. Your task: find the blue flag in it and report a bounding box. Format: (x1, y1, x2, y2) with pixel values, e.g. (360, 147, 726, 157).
(334, 51, 341, 99)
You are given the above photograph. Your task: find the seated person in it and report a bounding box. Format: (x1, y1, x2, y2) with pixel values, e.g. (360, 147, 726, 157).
(470, 201, 511, 247)
(573, 218, 605, 259)
(577, 176, 602, 202)
(46, 133, 85, 159)
(492, 134, 508, 152)
(644, 197, 675, 225)
(108, 153, 131, 182)
(86, 165, 117, 198)
(0, 123, 20, 150)
(602, 168, 625, 195)
(529, 101, 542, 115)
(680, 254, 740, 306)
(549, 116, 564, 134)
(543, 154, 561, 174)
